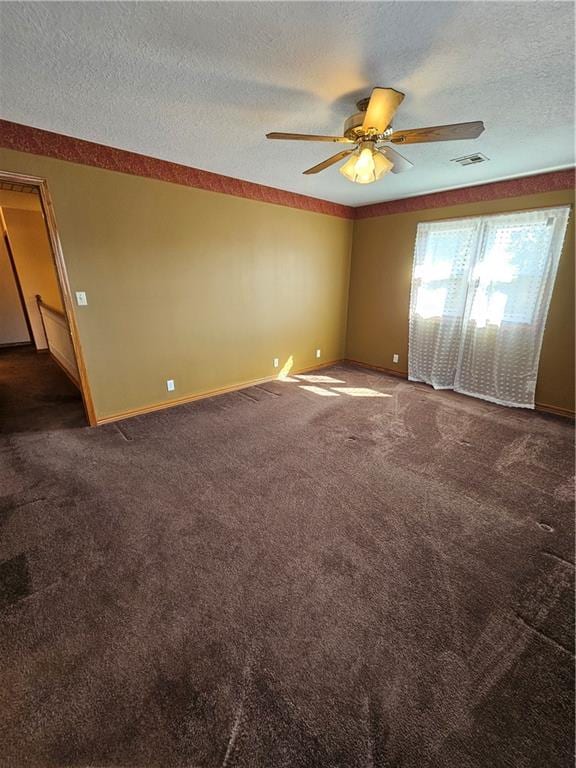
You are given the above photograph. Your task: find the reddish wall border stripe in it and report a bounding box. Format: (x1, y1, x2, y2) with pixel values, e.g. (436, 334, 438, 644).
(355, 168, 575, 219)
(0, 119, 353, 219)
(0, 120, 573, 220)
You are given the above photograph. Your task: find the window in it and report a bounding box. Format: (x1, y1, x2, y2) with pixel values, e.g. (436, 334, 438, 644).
(412, 221, 479, 320)
(408, 207, 570, 408)
(469, 215, 562, 327)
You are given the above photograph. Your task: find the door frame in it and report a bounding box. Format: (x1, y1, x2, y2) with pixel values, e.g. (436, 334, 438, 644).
(0, 170, 97, 425)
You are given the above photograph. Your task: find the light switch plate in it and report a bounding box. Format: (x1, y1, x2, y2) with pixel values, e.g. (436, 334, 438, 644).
(75, 291, 88, 306)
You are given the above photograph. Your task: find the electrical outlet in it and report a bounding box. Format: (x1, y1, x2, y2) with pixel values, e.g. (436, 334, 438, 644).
(273, 358, 279, 368)
(393, 354, 399, 364)
(315, 349, 321, 359)
(75, 291, 88, 306)
(166, 379, 175, 392)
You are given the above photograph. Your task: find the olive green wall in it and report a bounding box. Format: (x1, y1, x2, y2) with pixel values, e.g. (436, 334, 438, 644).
(346, 188, 575, 413)
(0, 148, 353, 421)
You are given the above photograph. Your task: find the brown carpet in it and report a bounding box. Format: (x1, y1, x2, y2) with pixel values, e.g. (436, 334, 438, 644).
(0, 347, 574, 768)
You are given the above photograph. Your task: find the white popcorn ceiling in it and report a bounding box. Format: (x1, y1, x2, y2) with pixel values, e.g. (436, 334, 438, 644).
(0, 1, 573, 207)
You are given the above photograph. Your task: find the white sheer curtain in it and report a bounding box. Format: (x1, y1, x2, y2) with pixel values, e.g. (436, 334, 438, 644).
(408, 218, 480, 389)
(408, 207, 570, 408)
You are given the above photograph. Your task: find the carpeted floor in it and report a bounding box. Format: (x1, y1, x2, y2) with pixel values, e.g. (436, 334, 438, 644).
(0, 346, 85, 435)
(0, 347, 574, 768)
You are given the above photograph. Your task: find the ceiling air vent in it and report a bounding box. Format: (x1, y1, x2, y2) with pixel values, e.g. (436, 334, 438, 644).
(451, 153, 489, 167)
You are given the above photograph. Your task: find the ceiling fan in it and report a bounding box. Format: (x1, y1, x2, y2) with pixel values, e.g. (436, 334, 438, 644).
(266, 87, 484, 184)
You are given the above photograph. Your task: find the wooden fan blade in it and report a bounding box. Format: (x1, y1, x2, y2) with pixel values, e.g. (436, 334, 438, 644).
(362, 88, 405, 134)
(390, 121, 485, 144)
(267, 132, 352, 143)
(302, 150, 355, 175)
(382, 147, 414, 174)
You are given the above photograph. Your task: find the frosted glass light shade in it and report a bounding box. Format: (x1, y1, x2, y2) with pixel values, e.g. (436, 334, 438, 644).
(339, 147, 393, 184)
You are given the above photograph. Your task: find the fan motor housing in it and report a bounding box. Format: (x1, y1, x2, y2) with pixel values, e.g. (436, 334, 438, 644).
(343, 112, 367, 140)
(344, 101, 393, 141)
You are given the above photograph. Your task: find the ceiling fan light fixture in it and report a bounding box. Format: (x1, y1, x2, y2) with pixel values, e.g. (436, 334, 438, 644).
(339, 142, 394, 184)
(266, 87, 484, 181)
(373, 149, 394, 177)
(339, 152, 360, 182)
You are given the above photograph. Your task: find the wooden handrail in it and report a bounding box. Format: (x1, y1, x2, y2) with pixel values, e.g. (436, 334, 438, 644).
(36, 293, 66, 319)
(34, 294, 80, 389)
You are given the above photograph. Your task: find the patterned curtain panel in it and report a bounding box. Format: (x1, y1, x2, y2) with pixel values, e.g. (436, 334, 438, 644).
(408, 207, 570, 408)
(408, 218, 480, 389)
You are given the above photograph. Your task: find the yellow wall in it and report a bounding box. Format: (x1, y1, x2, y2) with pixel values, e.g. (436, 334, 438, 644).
(346, 188, 575, 413)
(2, 207, 64, 350)
(0, 234, 30, 346)
(0, 144, 572, 420)
(0, 148, 353, 421)
(0, 188, 42, 211)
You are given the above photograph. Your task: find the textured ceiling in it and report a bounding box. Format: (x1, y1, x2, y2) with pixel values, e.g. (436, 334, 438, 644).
(0, 2, 574, 206)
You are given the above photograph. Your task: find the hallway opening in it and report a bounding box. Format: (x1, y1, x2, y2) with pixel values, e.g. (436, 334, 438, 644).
(0, 173, 93, 429)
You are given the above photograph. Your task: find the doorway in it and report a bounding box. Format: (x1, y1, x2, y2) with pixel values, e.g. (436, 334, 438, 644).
(0, 171, 95, 427)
